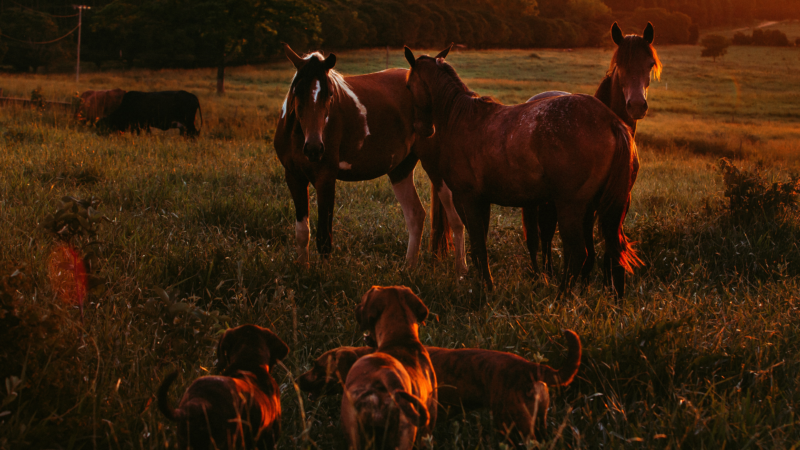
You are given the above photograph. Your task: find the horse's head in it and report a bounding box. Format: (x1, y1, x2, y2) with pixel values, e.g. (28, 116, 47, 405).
(284, 43, 337, 163)
(404, 45, 452, 138)
(610, 22, 662, 120)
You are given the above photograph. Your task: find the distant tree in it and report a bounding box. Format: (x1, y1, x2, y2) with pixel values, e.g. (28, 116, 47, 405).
(0, 8, 68, 71)
(732, 31, 752, 45)
(701, 34, 729, 61)
(189, 0, 320, 94)
(796, 37, 800, 47)
(688, 24, 699, 44)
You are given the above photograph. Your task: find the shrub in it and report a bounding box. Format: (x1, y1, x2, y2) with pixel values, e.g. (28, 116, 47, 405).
(719, 158, 800, 221)
(734, 29, 791, 47)
(701, 35, 729, 61)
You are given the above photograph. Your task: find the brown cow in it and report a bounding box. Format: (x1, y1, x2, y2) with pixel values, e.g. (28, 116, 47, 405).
(76, 88, 126, 124)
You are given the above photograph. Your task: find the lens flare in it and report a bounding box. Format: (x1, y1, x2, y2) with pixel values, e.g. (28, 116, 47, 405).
(47, 244, 88, 311)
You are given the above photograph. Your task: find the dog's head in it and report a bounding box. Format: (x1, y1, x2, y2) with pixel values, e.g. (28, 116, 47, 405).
(355, 286, 429, 333)
(298, 347, 370, 401)
(215, 324, 290, 373)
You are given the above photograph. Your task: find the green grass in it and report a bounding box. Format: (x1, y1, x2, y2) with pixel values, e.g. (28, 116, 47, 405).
(0, 42, 799, 449)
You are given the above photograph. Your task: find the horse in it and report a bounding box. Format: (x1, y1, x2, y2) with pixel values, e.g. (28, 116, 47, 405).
(520, 22, 660, 285)
(274, 44, 426, 267)
(405, 45, 640, 296)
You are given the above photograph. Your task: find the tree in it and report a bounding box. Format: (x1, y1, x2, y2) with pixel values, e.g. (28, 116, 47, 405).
(189, 0, 319, 94)
(701, 35, 729, 61)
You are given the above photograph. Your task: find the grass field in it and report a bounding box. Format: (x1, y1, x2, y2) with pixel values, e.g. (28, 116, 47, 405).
(1, 40, 799, 449)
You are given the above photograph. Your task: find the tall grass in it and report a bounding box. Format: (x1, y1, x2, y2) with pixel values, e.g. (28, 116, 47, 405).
(0, 46, 799, 449)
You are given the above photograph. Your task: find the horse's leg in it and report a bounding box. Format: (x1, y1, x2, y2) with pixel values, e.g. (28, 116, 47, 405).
(581, 207, 596, 280)
(437, 182, 468, 274)
(538, 202, 558, 275)
(285, 167, 311, 265)
(388, 157, 426, 268)
(521, 206, 540, 274)
(460, 197, 493, 289)
(556, 203, 587, 296)
(314, 175, 337, 257)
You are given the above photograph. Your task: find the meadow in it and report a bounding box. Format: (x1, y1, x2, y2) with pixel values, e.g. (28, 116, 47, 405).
(0, 41, 799, 449)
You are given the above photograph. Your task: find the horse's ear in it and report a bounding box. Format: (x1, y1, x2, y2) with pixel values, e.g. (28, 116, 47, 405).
(611, 22, 624, 46)
(643, 22, 654, 44)
(435, 43, 453, 60)
(283, 42, 306, 70)
(404, 46, 416, 68)
(324, 53, 337, 70)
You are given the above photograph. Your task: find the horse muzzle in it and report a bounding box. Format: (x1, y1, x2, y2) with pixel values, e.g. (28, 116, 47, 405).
(303, 142, 325, 163)
(626, 99, 648, 120)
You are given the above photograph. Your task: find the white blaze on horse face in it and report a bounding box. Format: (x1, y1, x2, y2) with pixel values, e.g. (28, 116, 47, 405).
(391, 172, 426, 268)
(312, 80, 321, 103)
(295, 216, 310, 264)
(437, 182, 467, 274)
(339, 161, 352, 170)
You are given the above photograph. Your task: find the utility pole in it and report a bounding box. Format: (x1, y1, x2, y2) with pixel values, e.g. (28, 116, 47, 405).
(73, 5, 91, 82)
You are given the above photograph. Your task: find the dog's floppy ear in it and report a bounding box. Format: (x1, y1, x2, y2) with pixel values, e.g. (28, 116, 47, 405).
(261, 327, 290, 364)
(335, 349, 361, 382)
(357, 287, 386, 330)
(398, 286, 429, 324)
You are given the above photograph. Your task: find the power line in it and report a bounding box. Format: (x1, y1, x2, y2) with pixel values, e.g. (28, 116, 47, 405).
(0, 25, 80, 45)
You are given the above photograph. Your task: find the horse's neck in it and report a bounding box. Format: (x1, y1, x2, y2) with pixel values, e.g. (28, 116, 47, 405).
(432, 80, 496, 136)
(595, 72, 637, 135)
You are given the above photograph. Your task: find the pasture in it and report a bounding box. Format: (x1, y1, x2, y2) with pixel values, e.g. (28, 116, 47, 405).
(1, 42, 799, 449)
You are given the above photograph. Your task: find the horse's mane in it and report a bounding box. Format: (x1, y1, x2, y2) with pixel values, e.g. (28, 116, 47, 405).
(424, 57, 497, 128)
(609, 36, 662, 80)
(286, 51, 357, 115)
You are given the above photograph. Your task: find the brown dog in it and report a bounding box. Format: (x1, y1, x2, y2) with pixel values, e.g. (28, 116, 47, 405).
(300, 330, 581, 446)
(340, 286, 437, 449)
(157, 324, 290, 450)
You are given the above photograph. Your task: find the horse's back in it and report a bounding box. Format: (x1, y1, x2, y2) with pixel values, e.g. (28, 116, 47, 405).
(527, 91, 571, 103)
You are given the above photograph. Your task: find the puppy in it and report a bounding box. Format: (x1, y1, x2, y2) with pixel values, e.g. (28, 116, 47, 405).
(301, 330, 581, 446)
(298, 346, 375, 401)
(341, 286, 437, 449)
(157, 324, 290, 450)
(429, 330, 581, 445)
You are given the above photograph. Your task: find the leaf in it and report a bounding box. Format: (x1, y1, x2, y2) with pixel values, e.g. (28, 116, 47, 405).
(153, 286, 171, 305)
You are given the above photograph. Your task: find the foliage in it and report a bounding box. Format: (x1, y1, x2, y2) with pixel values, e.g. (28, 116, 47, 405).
(618, 7, 695, 44)
(700, 34, 729, 61)
(0, 8, 71, 72)
(719, 158, 800, 221)
(733, 29, 791, 47)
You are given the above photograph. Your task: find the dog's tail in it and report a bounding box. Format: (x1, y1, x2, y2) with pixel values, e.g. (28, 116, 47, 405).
(540, 330, 582, 387)
(156, 370, 185, 422)
(393, 390, 430, 428)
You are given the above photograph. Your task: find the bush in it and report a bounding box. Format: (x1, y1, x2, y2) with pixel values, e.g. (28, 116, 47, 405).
(733, 29, 791, 47)
(701, 35, 729, 61)
(719, 158, 800, 221)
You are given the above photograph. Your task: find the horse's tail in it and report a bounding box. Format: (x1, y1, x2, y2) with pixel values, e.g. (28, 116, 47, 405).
(430, 180, 452, 257)
(598, 122, 642, 275)
(156, 371, 185, 422)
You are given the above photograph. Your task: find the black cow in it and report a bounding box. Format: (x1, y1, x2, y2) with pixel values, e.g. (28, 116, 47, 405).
(97, 90, 202, 137)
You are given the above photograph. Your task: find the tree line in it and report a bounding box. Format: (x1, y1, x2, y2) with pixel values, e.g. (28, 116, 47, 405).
(0, 0, 797, 84)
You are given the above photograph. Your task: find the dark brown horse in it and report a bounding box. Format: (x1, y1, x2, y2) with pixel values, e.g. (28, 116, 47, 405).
(274, 44, 425, 266)
(521, 22, 660, 285)
(405, 46, 640, 296)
